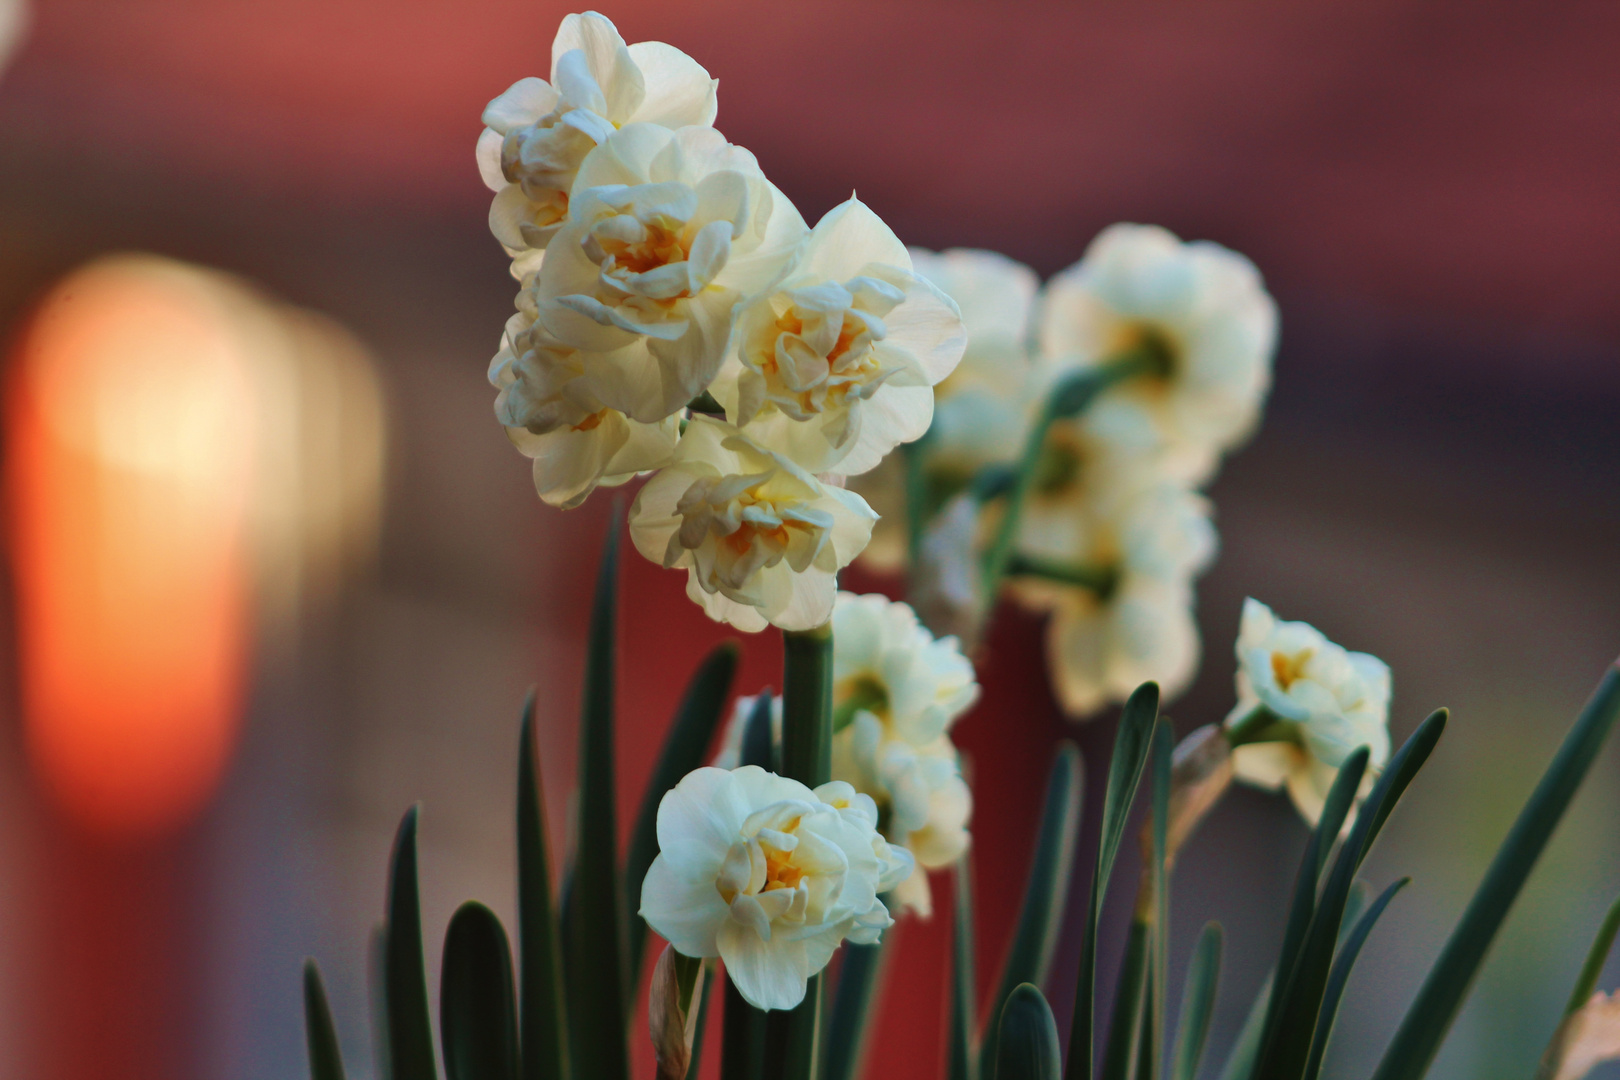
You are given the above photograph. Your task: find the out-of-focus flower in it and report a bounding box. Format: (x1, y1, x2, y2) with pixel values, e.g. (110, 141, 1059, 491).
(530, 124, 806, 423)
(1222, 598, 1392, 825)
(479, 11, 718, 261)
(1016, 478, 1216, 717)
(713, 199, 965, 475)
(828, 592, 976, 915)
(639, 766, 911, 1011)
(1039, 223, 1277, 484)
(490, 310, 678, 508)
(1542, 992, 1620, 1080)
(910, 493, 991, 646)
(628, 417, 875, 632)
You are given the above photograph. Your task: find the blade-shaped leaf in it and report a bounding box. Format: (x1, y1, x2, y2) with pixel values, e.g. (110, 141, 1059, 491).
(1300, 878, 1409, 1080)
(997, 984, 1063, 1080)
(386, 806, 437, 1080)
(1373, 668, 1620, 1080)
(823, 941, 886, 1080)
(1148, 720, 1173, 1080)
(1099, 920, 1149, 1080)
(982, 743, 1084, 1080)
(951, 856, 978, 1080)
(1259, 710, 1446, 1080)
(1170, 924, 1223, 1080)
(627, 643, 741, 982)
(442, 902, 520, 1080)
(722, 976, 766, 1080)
(304, 959, 347, 1080)
(567, 512, 629, 1080)
(1067, 681, 1160, 1080)
(518, 695, 568, 1080)
(1564, 894, 1620, 1017)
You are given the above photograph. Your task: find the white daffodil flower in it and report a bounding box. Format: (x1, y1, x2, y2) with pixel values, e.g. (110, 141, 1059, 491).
(531, 124, 807, 423)
(1015, 477, 1217, 718)
(479, 11, 719, 260)
(712, 199, 966, 475)
(640, 766, 912, 1011)
(490, 309, 679, 508)
(1038, 223, 1277, 484)
(1223, 598, 1392, 825)
(629, 417, 876, 632)
(827, 592, 976, 915)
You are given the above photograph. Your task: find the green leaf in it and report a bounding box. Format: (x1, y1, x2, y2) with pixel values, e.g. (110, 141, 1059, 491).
(781, 624, 834, 787)
(1170, 924, 1223, 1080)
(722, 977, 767, 1080)
(981, 743, 1084, 1080)
(1066, 681, 1160, 1080)
(442, 902, 520, 1080)
(385, 806, 438, 1080)
(1300, 878, 1409, 1080)
(1259, 709, 1445, 1080)
(1098, 920, 1149, 1080)
(303, 959, 347, 1080)
(741, 690, 777, 772)
(997, 984, 1063, 1080)
(1373, 668, 1620, 1080)
(1147, 720, 1173, 1080)
(823, 941, 886, 1080)
(626, 642, 740, 984)
(765, 975, 823, 1080)
(950, 856, 979, 1080)
(566, 511, 629, 1080)
(518, 695, 569, 1080)
(1216, 973, 1270, 1080)
(1565, 894, 1620, 1017)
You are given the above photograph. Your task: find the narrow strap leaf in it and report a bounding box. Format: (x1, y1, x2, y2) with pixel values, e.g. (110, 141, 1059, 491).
(950, 856, 979, 1080)
(742, 690, 777, 773)
(1373, 668, 1620, 1080)
(764, 974, 824, 1080)
(369, 923, 392, 1080)
(981, 743, 1084, 1080)
(1259, 710, 1445, 1080)
(386, 806, 438, 1080)
(1147, 720, 1173, 1080)
(722, 976, 767, 1080)
(304, 959, 347, 1080)
(1170, 924, 1223, 1080)
(626, 642, 741, 984)
(823, 940, 886, 1080)
(1300, 878, 1409, 1080)
(1067, 681, 1160, 1080)
(567, 511, 629, 1080)
(997, 984, 1063, 1080)
(1215, 973, 1270, 1080)
(442, 902, 520, 1080)
(1098, 920, 1149, 1080)
(1564, 894, 1620, 1017)
(518, 695, 568, 1080)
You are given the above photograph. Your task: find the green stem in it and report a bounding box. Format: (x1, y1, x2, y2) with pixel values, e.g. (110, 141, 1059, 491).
(1004, 553, 1118, 596)
(1224, 705, 1295, 748)
(687, 391, 724, 415)
(831, 680, 886, 735)
(902, 433, 934, 590)
(978, 344, 1167, 605)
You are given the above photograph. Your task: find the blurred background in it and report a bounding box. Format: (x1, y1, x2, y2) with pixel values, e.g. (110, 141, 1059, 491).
(0, 1, 1618, 1078)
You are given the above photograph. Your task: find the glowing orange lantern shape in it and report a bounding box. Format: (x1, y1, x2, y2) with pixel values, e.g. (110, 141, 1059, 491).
(5, 256, 257, 837)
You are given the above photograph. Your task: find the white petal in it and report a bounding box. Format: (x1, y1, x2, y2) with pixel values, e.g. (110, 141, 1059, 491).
(477, 128, 509, 193)
(640, 856, 728, 957)
(627, 41, 719, 127)
(482, 76, 559, 133)
(656, 767, 750, 872)
(717, 922, 808, 1012)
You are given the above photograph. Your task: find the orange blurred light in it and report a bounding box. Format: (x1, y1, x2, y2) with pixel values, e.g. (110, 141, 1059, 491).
(5, 256, 256, 837)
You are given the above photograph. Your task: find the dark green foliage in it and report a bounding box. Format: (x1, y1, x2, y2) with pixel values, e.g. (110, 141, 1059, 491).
(386, 806, 438, 1080)
(304, 959, 347, 1080)
(441, 902, 519, 1080)
(996, 984, 1063, 1080)
(518, 695, 568, 1080)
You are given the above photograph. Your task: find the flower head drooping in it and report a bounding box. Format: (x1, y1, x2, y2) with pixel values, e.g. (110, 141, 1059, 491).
(629, 417, 876, 632)
(479, 11, 719, 266)
(531, 124, 807, 423)
(1222, 598, 1392, 825)
(1039, 224, 1278, 485)
(1015, 475, 1217, 718)
(490, 309, 679, 508)
(640, 766, 912, 1011)
(712, 199, 967, 475)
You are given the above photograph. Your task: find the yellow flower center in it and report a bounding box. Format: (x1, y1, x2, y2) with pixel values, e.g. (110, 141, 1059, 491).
(1271, 649, 1314, 691)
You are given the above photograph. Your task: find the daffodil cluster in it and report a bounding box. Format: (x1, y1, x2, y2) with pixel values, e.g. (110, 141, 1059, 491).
(482, 12, 966, 633)
(852, 226, 1277, 718)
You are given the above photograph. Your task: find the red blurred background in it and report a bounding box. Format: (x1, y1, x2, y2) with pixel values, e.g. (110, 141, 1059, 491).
(1, 2, 1619, 1079)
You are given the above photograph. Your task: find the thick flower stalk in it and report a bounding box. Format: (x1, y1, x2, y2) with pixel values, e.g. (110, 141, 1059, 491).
(1038, 222, 1278, 484)
(529, 124, 807, 423)
(639, 766, 912, 1011)
(712, 199, 967, 475)
(479, 11, 719, 269)
(628, 417, 876, 631)
(1222, 597, 1393, 824)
